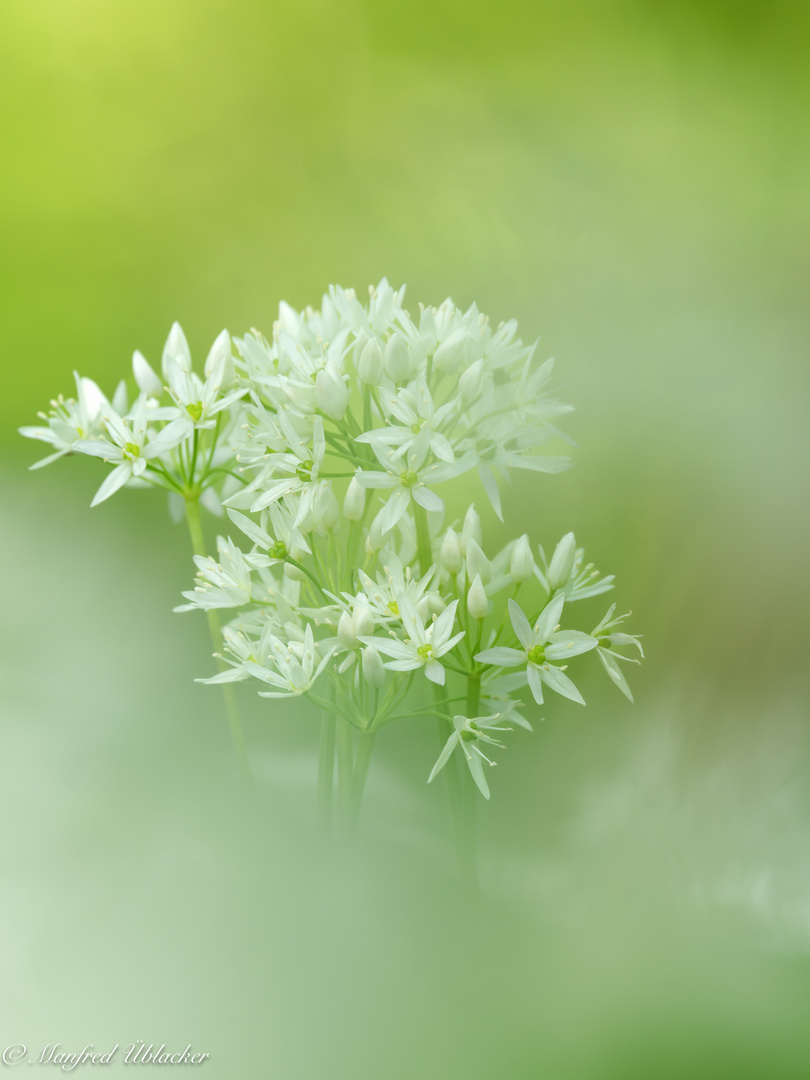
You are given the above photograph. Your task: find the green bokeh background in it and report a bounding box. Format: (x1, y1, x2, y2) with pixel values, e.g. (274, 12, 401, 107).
(2, 1, 809, 1076)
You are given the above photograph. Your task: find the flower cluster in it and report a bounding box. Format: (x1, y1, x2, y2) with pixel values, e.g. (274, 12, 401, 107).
(20, 280, 643, 802)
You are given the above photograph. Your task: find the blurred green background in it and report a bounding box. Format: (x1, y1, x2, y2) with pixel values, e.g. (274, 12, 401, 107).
(2, 1, 810, 1076)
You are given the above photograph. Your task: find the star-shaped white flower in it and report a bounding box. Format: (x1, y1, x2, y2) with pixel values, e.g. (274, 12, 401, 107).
(475, 596, 597, 705)
(359, 594, 464, 685)
(428, 709, 515, 799)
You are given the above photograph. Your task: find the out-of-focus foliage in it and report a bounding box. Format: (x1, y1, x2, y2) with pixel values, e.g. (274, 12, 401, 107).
(2, 0, 809, 1076)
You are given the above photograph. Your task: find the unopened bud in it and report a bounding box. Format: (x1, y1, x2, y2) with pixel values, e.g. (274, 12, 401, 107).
(362, 644, 386, 687)
(433, 328, 467, 372)
(338, 611, 358, 650)
(440, 528, 463, 574)
(461, 505, 482, 551)
(366, 508, 387, 552)
(465, 538, 491, 584)
(204, 329, 235, 389)
(315, 365, 349, 420)
(312, 482, 339, 533)
(548, 531, 576, 590)
(359, 338, 384, 384)
(467, 574, 488, 619)
(343, 476, 366, 521)
(132, 351, 162, 397)
(458, 358, 484, 402)
(384, 333, 410, 382)
(510, 534, 534, 582)
(352, 599, 374, 639)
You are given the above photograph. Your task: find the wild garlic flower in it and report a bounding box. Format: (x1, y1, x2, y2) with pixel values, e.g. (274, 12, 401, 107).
(591, 605, 644, 702)
(76, 394, 189, 506)
(428, 710, 515, 800)
(359, 595, 464, 686)
(22, 279, 645, 809)
(475, 596, 597, 705)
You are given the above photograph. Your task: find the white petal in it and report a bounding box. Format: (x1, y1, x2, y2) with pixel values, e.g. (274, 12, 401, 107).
(90, 463, 132, 507)
(474, 647, 524, 667)
(535, 592, 565, 642)
(539, 664, 585, 705)
(508, 599, 534, 651)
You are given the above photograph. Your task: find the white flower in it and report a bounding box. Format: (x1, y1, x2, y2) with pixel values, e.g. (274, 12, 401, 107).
(226, 505, 310, 562)
(428, 710, 515, 799)
(174, 536, 272, 611)
(591, 605, 644, 702)
(19, 372, 117, 469)
(240, 414, 327, 520)
(475, 596, 597, 705)
(354, 438, 462, 534)
(359, 595, 464, 686)
(356, 554, 437, 625)
(358, 375, 457, 464)
(247, 625, 333, 699)
(161, 329, 245, 435)
(535, 541, 615, 601)
(76, 395, 188, 506)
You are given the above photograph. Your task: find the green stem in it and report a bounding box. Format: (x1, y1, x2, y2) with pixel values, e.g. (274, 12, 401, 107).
(414, 503, 433, 577)
(461, 672, 481, 889)
(185, 496, 254, 792)
(351, 731, 376, 829)
(433, 685, 465, 873)
(317, 713, 336, 834)
(336, 718, 354, 838)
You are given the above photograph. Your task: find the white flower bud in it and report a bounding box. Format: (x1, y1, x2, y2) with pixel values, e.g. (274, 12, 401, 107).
(425, 592, 447, 618)
(465, 537, 491, 585)
(352, 599, 374, 639)
(458, 358, 484, 402)
(315, 366, 349, 420)
(384, 333, 409, 382)
(359, 338, 384, 385)
(132, 350, 162, 397)
(343, 476, 366, 521)
(467, 574, 488, 620)
(353, 328, 370, 365)
(433, 327, 467, 372)
(338, 611, 358, 650)
(366, 508, 387, 552)
(204, 329, 235, 389)
(461, 505, 482, 552)
(548, 531, 576, 590)
(362, 644, 386, 687)
(312, 482, 339, 533)
(440, 528, 463, 574)
(510, 534, 534, 582)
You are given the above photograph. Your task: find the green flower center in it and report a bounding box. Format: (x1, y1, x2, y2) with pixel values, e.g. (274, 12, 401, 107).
(186, 401, 204, 422)
(296, 459, 313, 482)
(269, 540, 288, 560)
(460, 730, 477, 742)
(528, 645, 545, 665)
(477, 438, 497, 461)
(416, 643, 433, 660)
(410, 419, 426, 434)
(401, 470, 418, 488)
(123, 442, 140, 459)
(387, 600, 399, 615)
